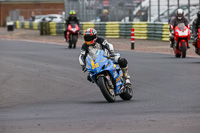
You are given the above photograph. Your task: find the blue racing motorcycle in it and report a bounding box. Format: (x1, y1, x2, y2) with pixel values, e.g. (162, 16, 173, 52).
(86, 49, 133, 103)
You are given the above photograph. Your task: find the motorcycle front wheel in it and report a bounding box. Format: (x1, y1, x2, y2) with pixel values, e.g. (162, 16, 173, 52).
(68, 34, 72, 49)
(181, 42, 186, 58)
(72, 34, 77, 49)
(97, 76, 116, 103)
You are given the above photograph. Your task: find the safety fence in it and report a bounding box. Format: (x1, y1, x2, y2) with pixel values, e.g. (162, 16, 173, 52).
(81, 22, 170, 41)
(15, 21, 40, 30)
(14, 21, 170, 41)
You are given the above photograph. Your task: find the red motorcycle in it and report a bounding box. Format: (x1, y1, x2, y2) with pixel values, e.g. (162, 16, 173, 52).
(172, 23, 190, 58)
(67, 23, 80, 49)
(194, 29, 200, 55)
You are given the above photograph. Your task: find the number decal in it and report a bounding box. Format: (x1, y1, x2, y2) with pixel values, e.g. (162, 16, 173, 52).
(91, 60, 99, 69)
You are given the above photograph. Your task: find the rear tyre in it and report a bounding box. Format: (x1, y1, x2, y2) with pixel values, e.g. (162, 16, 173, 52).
(97, 76, 116, 103)
(181, 42, 186, 58)
(120, 85, 133, 101)
(175, 53, 181, 58)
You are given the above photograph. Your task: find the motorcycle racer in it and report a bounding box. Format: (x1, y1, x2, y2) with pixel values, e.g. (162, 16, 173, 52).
(169, 8, 190, 48)
(192, 11, 200, 53)
(64, 10, 80, 42)
(79, 28, 131, 87)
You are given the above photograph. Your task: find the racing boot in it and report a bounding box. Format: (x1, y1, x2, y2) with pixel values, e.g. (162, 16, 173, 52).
(170, 39, 175, 48)
(121, 66, 131, 88)
(170, 41, 174, 48)
(187, 43, 190, 49)
(169, 33, 174, 48)
(64, 31, 68, 42)
(194, 43, 199, 54)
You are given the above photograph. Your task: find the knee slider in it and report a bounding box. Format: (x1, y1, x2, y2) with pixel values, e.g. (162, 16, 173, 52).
(118, 57, 127, 68)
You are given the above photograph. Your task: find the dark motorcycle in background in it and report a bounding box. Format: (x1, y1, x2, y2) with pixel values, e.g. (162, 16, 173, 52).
(172, 23, 190, 58)
(67, 24, 80, 49)
(194, 29, 200, 56)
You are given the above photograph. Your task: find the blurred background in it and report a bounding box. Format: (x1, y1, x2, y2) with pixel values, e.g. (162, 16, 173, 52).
(0, 0, 200, 26)
(66, 0, 200, 22)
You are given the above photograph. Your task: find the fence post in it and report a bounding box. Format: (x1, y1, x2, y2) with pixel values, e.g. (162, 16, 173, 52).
(131, 28, 135, 50)
(40, 22, 43, 35)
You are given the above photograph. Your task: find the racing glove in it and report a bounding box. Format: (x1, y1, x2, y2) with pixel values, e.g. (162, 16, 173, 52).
(109, 51, 116, 60)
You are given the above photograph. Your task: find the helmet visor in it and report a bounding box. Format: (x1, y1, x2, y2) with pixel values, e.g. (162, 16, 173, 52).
(177, 14, 183, 19)
(84, 35, 96, 42)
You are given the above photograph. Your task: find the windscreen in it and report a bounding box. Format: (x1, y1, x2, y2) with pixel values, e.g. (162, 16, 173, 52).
(70, 24, 76, 28)
(177, 23, 186, 31)
(87, 49, 101, 61)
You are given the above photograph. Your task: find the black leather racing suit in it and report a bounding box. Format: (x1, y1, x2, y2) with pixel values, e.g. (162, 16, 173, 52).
(192, 18, 200, 38)
(192, 18, 200, 53)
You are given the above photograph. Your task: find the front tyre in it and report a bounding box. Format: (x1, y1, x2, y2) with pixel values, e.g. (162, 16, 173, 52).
(68, 34, 72, 49)
(120, 86, 133, 101)
(181, 42, 187, 58)
(72, 34, 77, 49)
(97, 76, 116, 103)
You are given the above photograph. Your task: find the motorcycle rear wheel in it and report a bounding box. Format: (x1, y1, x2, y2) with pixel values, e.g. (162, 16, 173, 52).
(97, 76, 116, 103)
(119, 85, 133, 101)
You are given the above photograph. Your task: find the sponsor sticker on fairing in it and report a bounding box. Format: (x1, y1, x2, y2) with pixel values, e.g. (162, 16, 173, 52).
(116, 81, 122, 86)
(178, 30, 188, 36)
(113, 71, 117, 78)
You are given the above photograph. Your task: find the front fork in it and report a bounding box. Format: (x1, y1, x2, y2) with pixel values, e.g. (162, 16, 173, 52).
(174, 40, 188, 48)
(105, 75, 114, 89)
(97, 73, 114, 88)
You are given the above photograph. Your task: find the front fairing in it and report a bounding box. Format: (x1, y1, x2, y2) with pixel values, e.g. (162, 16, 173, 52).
(86, 50, 124, 94)
(174, 23, 190, 39)
(68, 24, 80, 33)
(86, 50, 110, 78)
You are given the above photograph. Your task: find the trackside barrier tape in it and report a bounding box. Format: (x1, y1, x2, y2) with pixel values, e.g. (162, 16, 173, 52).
(16, 21, 20, 29)
(50, 22, 57, 35)
(33, 22, 39, 30)
(24, 22, 29, 29)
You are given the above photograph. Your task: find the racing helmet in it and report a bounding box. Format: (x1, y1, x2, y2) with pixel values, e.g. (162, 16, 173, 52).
(84, 28, 97, 46)
(197, 10, 200, 19)
(176, 9, 184, 20)
(69, 10, 76, 17)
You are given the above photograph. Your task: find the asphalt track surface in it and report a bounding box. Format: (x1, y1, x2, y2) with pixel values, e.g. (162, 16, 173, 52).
(0, 39, 200, 133)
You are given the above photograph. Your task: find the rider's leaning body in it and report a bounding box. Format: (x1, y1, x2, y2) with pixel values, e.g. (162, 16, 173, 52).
(79, 28, 131, 86)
